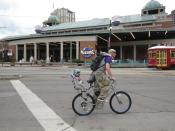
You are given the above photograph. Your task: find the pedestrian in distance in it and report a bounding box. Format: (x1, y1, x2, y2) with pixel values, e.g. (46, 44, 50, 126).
(30, 56, 34, 66)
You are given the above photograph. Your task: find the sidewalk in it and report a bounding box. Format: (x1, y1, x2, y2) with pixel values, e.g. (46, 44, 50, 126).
(0, 62, 79, 67)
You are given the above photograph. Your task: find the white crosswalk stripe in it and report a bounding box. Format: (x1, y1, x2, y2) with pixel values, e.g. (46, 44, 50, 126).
(10, 80, 77, 131)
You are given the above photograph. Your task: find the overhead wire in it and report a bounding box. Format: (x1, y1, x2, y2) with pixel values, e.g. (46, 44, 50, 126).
(0, 14, 47, 19)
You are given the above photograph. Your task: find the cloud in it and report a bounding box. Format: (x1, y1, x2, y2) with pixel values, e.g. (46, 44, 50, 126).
(0, 0, 30, 38)
(0, 17, 20, 38)
(0, 0, 17, 10)
(0, 0, 51, 38)
(0, 17, 19, 38)
(0, 16, 35, 39)
(0, 1, 12, 10)
(1, 19, 18, 31)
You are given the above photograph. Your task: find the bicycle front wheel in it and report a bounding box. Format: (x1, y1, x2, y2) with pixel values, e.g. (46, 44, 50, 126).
(72, 93, 95, 116)
(110, 91, 132, 114)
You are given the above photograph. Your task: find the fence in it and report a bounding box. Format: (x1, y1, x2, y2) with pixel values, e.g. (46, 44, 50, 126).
(83, 59, 148, 68)
(111, 59, 148, 68)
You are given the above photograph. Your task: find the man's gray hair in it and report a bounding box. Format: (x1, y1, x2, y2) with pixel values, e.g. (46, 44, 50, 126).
(108, 49, 116, 54)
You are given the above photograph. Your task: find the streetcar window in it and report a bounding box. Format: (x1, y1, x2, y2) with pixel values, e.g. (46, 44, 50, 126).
(148, 51, 156, 59)
(152, 53, 156, 58)
(171, 51, 175, 58)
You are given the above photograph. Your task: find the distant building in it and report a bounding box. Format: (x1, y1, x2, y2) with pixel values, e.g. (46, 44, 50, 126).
(43, 8, 75, 27)
(51, 8, 75, 23)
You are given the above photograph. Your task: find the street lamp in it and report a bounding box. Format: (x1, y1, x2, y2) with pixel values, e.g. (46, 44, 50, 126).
(108, 20, 112, 50)
(108, 19, 120, 50)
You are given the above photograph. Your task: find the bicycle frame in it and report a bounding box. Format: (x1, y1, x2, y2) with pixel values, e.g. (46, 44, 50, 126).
(71, 73, 119, 99)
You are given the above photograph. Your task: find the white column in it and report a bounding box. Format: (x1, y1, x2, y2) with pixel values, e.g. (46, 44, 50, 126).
(34, 43, 37, 61)
(16, 45, 18, 61)
(60, 42, 63, 62)
(24, 44, 27, 62)
(76, 41, 79, 59)
(120, 45, 123, 60)
(134, 45, 136, 61)
(46, 42, 50, 63)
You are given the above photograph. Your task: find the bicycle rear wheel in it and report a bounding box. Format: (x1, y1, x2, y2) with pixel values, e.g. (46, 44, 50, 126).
(72, 93, 95, 116)
(110, 91, 132, 114)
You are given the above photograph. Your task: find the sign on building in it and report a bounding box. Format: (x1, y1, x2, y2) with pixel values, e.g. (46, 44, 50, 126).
(81, 47, 94, 58)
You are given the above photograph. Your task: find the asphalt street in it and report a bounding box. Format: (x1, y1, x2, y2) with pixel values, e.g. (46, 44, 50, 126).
(0, 66, 175, 131)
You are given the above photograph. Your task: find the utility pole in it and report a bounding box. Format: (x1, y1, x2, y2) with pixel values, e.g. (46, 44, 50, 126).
(108, 19, 120, 50)
(108, 19, 112, 50)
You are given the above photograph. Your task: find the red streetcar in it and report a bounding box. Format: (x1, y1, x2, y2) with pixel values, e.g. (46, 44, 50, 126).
(148, 46, 175, 69)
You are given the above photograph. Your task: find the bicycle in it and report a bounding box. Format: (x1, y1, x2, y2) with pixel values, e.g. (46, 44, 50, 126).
(70, 69, 132, 116)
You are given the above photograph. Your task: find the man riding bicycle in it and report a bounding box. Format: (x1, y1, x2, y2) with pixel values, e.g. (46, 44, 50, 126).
(93, 49, 117, 102)
(71, 49, 132, 115)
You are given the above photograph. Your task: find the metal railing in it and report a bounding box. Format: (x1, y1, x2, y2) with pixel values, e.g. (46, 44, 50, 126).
(82, 59, 148, 68)
(111, 59, 148, 68)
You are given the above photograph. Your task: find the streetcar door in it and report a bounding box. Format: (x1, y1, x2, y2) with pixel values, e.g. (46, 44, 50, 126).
(156, 50, 167, 67)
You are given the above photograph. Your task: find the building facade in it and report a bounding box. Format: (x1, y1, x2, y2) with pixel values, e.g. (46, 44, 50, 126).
(0, 0, 175, 65)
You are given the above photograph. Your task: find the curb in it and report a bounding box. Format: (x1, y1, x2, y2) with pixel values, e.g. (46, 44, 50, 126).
(0, 75, 23, 80)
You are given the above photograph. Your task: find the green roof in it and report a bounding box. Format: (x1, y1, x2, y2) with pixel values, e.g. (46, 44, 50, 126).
(42, 18, 110, 31)
(42, 15, 156, 32)
(144, 0, 162, 10)
(115, 14, 156, 24)
(48, 15, 59, 23)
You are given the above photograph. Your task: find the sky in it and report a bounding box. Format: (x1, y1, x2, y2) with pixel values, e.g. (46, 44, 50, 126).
(0, 0, 174, 38)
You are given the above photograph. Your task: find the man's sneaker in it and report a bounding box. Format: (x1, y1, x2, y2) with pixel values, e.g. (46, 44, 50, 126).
(105, 99, 109, 103)
(97, 97, 105, 102)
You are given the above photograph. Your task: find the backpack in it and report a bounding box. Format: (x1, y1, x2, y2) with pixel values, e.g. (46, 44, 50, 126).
(90, 53, 104, 71)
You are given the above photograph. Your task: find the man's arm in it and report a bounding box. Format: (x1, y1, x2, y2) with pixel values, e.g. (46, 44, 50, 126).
(105, 63, 112, 77)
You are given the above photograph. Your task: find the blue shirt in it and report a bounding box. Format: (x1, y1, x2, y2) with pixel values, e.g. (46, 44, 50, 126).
(96, 55, 112, 73)
(104, 56, 112, 64)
